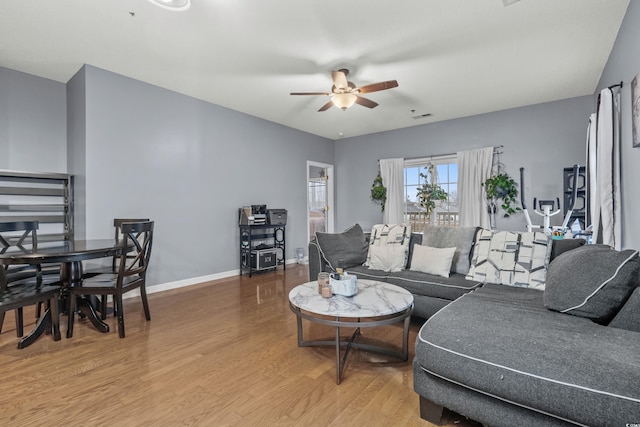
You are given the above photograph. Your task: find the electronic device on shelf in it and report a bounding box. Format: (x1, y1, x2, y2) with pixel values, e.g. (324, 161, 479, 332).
(238, 205, 267, 225)
(267, 209, 287, 225)
(239, 206, 287, 226)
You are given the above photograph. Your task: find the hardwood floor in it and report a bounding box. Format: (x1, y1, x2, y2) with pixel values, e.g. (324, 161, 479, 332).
(0, 264, 480, 426)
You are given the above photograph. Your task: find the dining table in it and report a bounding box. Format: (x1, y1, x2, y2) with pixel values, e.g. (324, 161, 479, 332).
(0, 238, 126, 343)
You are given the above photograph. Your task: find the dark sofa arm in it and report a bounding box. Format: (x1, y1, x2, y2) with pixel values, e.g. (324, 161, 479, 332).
(308, 239, 330, 281)
(609, 287, 640, 333)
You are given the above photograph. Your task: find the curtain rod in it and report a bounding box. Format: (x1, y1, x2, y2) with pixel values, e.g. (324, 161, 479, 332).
(608, 81, 623, 90)
(397, 145, 504, 162)
(596, 81, 624, 106)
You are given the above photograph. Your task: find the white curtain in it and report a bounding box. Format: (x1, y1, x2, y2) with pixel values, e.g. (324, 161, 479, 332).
(379, 158, 405, 225)
(457, 147, 494, 228)
(587, 88, 622, 249)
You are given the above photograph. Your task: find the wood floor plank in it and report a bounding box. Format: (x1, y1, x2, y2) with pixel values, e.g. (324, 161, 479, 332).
(0, 264, 480, 426)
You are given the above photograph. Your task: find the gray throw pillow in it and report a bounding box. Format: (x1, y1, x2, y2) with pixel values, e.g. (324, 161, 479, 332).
(315, 224, 368, 271)
(421, 225, 479, 275)
(544, 245, 640, 323)
(550, 238, 586, 262)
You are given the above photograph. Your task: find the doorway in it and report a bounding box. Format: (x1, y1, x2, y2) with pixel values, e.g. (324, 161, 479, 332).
(307, 161, 334, 241)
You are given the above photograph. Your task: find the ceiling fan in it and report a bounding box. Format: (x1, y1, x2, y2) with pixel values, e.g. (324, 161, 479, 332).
(290, 69, 398, 112)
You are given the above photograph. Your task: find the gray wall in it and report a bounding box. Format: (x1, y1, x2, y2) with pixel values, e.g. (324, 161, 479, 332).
(0, 67, 67, 172)
(67, 66, 87, 239)
(71, 65, 333, 285)
(335, 96, 594, 234)
(596, 0, 640, 250)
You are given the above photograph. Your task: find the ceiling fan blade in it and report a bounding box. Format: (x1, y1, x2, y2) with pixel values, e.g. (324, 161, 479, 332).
(355, 96, 378, 109)
(290, 92, 330, 96)
(356, 80, 399, 94)
(331, 70, 349, 90)
(318, 101, 334, 112)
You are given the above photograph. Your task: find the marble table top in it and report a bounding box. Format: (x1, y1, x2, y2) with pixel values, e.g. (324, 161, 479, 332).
(289, 279, 413, 318)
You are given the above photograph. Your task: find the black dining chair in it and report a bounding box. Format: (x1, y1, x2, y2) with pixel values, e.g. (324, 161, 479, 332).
(82, 218, 151, 278)
(67, 220, 154, 338)
(82, 218, 150, 319)
(0, 221, 61, 346)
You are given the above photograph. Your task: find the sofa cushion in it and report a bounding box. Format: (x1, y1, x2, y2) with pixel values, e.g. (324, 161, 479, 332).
(345, 265, 390, 282)
(410, 245, 456, 278)
(466, 229, 551, 290)
(415, 284, 640, 426)
(549, 237, 586, 261)
(315, 224, 368, 271)
(365, 224, 411, 269)
(544, 245, 640, 323)
(421, 225, 479, 275)
(366, 244, 406, 272)
(405, 232, 423, 269)
(386, 270, 482, 300)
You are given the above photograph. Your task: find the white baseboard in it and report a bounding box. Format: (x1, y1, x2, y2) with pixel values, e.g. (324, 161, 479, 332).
(123, 258, 299, 299)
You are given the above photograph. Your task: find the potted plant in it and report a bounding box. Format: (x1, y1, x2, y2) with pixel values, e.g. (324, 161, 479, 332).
(483, 172, 520, 217)
(370, 172, 387, 212)
(417, 166, 448, 219)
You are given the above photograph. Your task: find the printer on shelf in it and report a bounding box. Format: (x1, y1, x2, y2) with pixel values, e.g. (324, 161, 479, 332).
(267, 209, 287, 225)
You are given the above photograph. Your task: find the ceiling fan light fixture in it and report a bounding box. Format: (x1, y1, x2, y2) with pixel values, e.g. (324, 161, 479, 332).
(332, 93, 357, 110)
(147, 0, 191, 11)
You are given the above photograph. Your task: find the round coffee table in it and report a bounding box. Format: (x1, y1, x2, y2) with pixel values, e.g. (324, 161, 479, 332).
(289, 279, 414, 384)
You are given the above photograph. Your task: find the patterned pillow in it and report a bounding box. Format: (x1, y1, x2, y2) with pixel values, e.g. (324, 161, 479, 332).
(466, 229, 552, 290)
(365, 224, 411, 270)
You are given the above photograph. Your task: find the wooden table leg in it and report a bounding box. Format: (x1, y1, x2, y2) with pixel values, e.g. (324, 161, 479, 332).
(17, 309, 51, 349)
(77, 297, 110, 333)
(62, 261, 110, 336)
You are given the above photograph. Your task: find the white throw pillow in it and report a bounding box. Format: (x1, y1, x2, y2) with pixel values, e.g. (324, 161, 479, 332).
(410, 245, 456, 278)
(367, 244, 407, 272)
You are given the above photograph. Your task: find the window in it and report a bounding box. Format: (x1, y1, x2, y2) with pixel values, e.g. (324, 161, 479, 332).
(404, 155, 458, 231)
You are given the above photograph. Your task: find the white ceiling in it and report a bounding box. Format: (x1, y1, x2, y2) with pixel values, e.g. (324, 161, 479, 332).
(0, 0, 630, 140)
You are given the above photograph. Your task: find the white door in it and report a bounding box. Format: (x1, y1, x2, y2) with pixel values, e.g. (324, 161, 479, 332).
(307, 161, 334, 241)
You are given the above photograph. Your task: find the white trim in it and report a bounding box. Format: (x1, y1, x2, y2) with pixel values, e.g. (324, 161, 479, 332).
(123, 258, 298, 299)
(419, 367, 591, 427)
(561, 250, 638, 314)
(307, 161, 334, 241)
(390, 275, 482, 290)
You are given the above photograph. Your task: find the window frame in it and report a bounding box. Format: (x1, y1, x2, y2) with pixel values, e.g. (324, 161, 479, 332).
(403, 154, 459, 230)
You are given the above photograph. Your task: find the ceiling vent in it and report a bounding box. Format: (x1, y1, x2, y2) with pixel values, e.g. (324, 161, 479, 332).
(411, 113, 432, 120)
(502, 0, 521, 6)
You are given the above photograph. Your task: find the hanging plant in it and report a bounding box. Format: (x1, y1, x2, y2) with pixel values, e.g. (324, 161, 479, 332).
(483, 173, 521, 217)
(417, 166, 448, 219)
(370, 172, 387, 212)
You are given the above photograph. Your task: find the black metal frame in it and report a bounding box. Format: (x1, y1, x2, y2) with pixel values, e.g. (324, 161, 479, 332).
(289, 301, 413, 384)
(239, 224, 286, 277)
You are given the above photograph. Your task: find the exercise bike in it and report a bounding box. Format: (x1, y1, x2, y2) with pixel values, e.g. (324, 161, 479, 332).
(519, 165, 579, 236)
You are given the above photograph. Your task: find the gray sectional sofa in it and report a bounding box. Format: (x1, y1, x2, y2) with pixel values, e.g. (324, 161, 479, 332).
(309, 224, 640, 426)
(308, 224, 582, 319)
